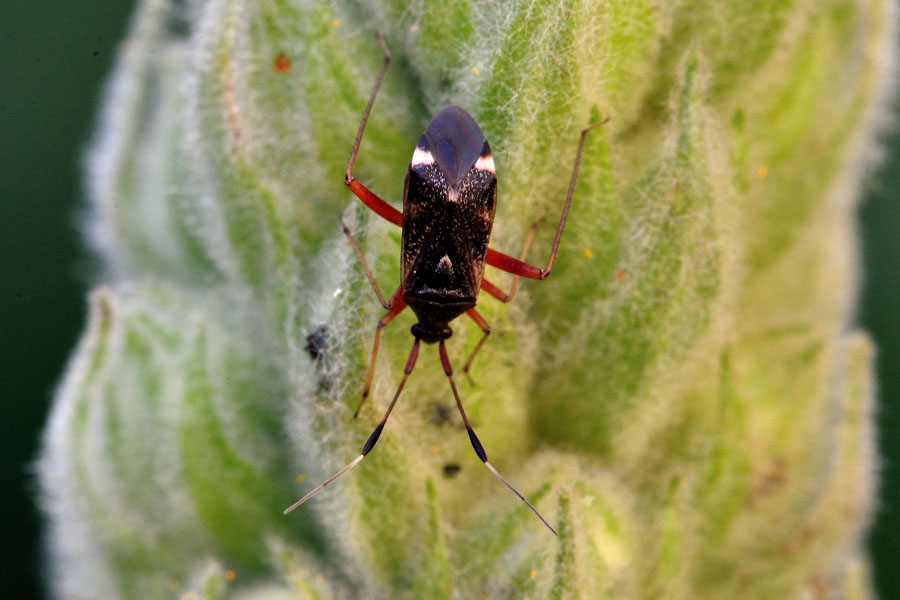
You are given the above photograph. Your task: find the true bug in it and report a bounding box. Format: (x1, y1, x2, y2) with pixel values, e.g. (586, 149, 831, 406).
(285, 35, 601, 536)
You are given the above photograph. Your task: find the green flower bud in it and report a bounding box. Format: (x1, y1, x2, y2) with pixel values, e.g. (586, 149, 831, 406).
(41, 0, 893, 597)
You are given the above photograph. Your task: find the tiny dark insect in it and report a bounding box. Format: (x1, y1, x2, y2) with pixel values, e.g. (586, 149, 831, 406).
(442, 463, 462, 478)
(285, 34, 602, 536)
(304, 325, 328, 361)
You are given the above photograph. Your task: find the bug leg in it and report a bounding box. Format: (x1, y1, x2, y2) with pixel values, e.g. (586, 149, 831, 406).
(346, 180, 403, 227)
(466, 220, 539, 380)
(341, 215, 390, 309)
(479, 278, 512, 302)
(345, 32, 389, 184)
(481, 219, 539, 303)
(486, 118, 608, 280)
(462, 309, 490, 382)
(438, 341, 558, 536)
(356, 287, 407, 418)
(284, 337, 420, 514)
(465, 221, 540, 379)
(343, 33, 403, 227)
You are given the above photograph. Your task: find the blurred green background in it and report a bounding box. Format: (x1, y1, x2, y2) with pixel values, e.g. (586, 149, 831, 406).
(1, 3, 897, 598)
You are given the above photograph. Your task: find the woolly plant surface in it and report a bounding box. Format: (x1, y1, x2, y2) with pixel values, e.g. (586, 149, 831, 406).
(40, 0, 893, 598)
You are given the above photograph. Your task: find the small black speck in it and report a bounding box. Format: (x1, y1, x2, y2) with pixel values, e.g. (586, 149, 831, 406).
(305, 325, 328, 360)
(430, 403, 454, 427)
(442, 463, 461, 478)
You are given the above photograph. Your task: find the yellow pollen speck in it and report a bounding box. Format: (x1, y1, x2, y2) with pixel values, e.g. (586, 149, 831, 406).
(757, 165, 768, 178)
(472, 66, 480, 75)
(225, 570, 236, 582)
(331, 18, 340, 28)
(410, 24, 419, 33)
(584, 248, 593, 258)
(433, 445, 441, 453)
(529, 569, 537, 578)
(296, 473, 306, 484)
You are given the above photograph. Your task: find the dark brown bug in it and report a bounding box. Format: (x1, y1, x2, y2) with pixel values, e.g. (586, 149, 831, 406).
(285, 35, 602, 536)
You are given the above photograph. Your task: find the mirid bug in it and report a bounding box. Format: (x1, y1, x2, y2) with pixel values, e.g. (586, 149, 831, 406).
(285, 35, 602, 536)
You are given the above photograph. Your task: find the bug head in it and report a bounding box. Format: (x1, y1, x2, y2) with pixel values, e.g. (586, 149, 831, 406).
(406, 106, 497, 210)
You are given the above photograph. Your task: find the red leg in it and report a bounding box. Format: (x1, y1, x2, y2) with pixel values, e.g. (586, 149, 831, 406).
(462, 308, 491, 379)
(343, 32, 403, 228)
(347, 180, 402, 227)
(485, 248, 542, 280)
(482, 219, 539, 302)
(486, 119, 607, 280)
(480, 278, 513, 302)
(356, 287, 407, 418)
(339, 34, 407, 417)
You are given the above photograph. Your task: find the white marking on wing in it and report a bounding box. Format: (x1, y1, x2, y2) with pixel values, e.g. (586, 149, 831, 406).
(411, 145, 435, 166)
(474, 153, 495, 173)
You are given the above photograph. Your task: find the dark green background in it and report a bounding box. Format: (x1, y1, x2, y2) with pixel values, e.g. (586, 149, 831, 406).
(859, 107, 900, 597)
(1, 2, 135, 596)
(2, 3, 897, 598)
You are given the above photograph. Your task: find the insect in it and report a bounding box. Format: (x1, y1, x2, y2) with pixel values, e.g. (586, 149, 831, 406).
(442, 463, 462, 478)
(304, 325, 328, 361)
(285, 35, 601, 536)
